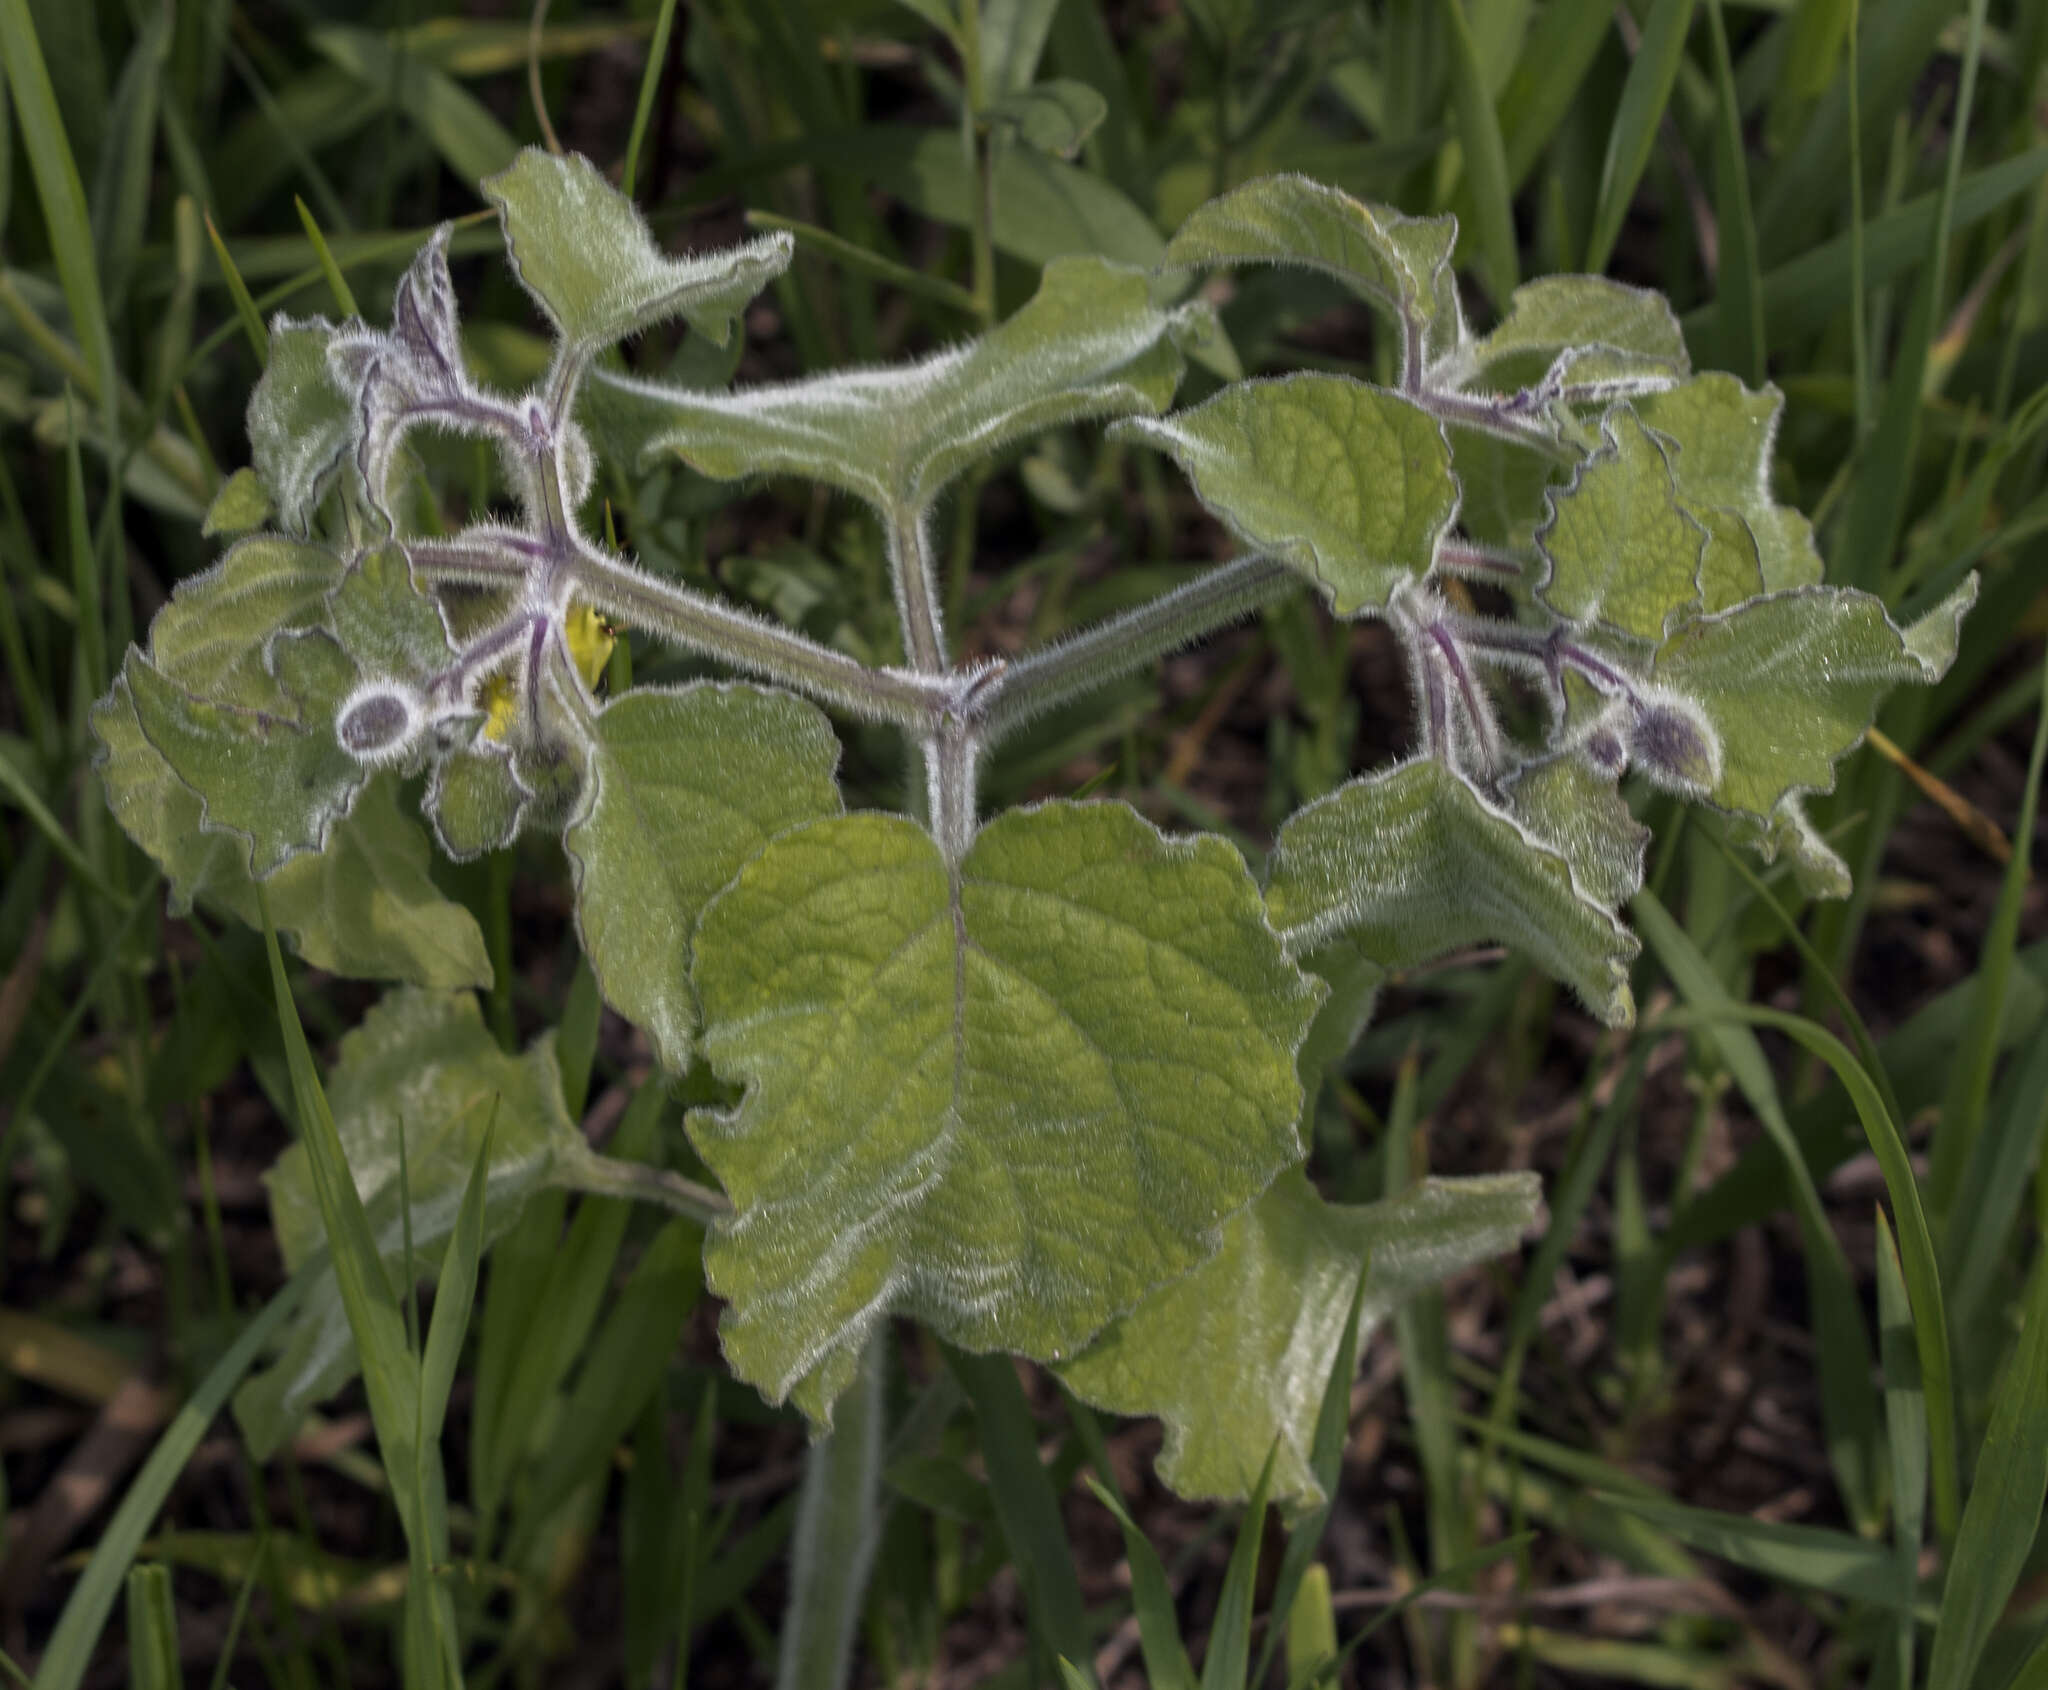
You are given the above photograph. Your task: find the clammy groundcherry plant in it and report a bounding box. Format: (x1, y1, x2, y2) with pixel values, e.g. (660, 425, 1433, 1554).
(94, 155, 1975, 1510)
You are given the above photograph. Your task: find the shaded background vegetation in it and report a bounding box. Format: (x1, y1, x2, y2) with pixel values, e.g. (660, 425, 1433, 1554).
(1, 0, 2045, 1684)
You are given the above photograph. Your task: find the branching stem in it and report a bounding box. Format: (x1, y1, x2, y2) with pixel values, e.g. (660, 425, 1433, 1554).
(563, 541, 951, 730)
(976, 554, 1296, 743)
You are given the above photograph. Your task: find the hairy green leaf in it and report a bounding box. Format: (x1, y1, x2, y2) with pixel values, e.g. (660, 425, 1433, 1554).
(1636, 375, 1822, 608)
(96, 691, 488, 985)
(102, 540, 455, 879)
(1265, 758, 1638, 1025)
(247, 317, 354, 531)
(611, 255, 1185, 515)
(202, 467, 275, 539)
(1116, 376, 1456, 616)
(1459, 275, 1688, 398)
(1501, 751, 1650, 911)
(1059, 1169, 1541, 1507)
(484, 149, 792, 350)
(564, 683, 844, 1074)
(1536, 408, 1707, 641)
(236, 989, 581, 1455)
(691, 802, 1321, 1420)
(1652, 576, 1978, 824)
(1165, 175, 1463, 365)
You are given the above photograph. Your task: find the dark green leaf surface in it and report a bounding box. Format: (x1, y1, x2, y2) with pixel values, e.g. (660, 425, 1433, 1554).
(1116, 376, 1455, 616)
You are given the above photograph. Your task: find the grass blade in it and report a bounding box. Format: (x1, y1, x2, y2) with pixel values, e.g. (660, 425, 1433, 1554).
(0, 0, 115, 413)
(1202, 1444, 1277, 1690)
(1648, 993, 1959, 1537)
(293, 197, 360, 317)
(1928, 1247, 2048, 1690)
(31, 1275, 308, 1690)
(1585, 0, 1697, 273)
(256, 891, 428, 1543)
(1703, 0, 1763, 383)
(1494, 0, 1610, 189)
(204, 211, 269, 363)
(949, 1348, 1095, 1683)
(1830, 0, 1989, 592)
(418, 1110, 494, 1446)
(1598, 1495, 1901, 1605)
(121, 1565, 178, 1690)
(1931, 644, 2048, 1223)
(775, 1337, 885, 1690)
(1082, 1477, 1199, 1690)
(1439, 0, 1519, 303)
(621, 0, 680, 200)
(1632, 890, 1884, 1532)
(1876, 1210, 1927, 1690)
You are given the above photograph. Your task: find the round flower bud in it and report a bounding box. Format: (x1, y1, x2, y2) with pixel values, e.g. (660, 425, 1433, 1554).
(1626, 692, 1721, 799)
(336, 683, 425, 766)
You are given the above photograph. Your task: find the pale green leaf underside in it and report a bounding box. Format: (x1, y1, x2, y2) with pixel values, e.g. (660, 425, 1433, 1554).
(611, 255, 1184, 514)
(692, 801, 1322, 1422)
(1461, 275, 1687, 396)
(1729, 797, 1852, 899)
(1653, 576, 1978, 823)
(247, 318, 353, 531)
(237, 990, 579, 1454)
(142, 533, 347, 707)
(563, 683, 844, 1075)
(108, 542, 454, 877)
(121, 632, 363, 877)
(202, 466, 274, 538)
(1117, 375, 1456, 616)
(1536, 408, 1706, 642)
(96, 691, 488, 986)
(1165, 174, 1461, 352)
(1265, 758, 1638, 1025)
(483, 149, 793, 348)
(1501, 752, 1650, 912)
(1060, 1168, 1541, 1507)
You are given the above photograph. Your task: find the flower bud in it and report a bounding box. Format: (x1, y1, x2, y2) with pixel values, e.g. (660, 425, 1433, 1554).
(1626, 693, 1721, 798)
(336, 684, 424, 765)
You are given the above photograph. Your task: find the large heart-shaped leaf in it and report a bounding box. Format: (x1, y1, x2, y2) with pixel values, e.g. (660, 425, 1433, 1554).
(484, 149, 792, 351)
(563, 683, 844, 1074)
(608, 256, 1185, 515)
(1059, 1169, 1541, 1506)
(691, 801, 1322, 1421)
(1116, 375, 1456, 616)
(1265, 758, 1638, 1025)
(235, 989, 582, 1454)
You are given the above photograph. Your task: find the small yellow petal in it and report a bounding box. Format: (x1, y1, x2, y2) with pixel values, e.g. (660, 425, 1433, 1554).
(565, 602, 616, 689)
(480, 673, 517, 742)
